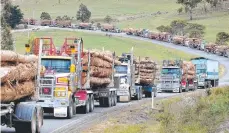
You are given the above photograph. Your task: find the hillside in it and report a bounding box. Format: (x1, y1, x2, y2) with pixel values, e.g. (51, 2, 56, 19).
(13, 0, 229, 42)
(12, 29, 195, 60)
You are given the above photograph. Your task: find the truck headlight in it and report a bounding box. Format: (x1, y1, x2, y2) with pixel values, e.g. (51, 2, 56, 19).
(61, 92, 66, 97)
(56, 91, 61, 97)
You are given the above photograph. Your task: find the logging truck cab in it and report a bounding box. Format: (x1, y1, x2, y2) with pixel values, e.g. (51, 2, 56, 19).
(114, 48, 142, 102)
(159, 60, 183, 93)
(28, 37, 94, 119)
(159, 60, 197, 93)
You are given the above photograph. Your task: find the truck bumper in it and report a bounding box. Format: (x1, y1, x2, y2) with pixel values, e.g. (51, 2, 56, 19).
(117, 89, 129, 96)
(37, 99, 69, 117)
(160, 88, 180, 93)
(198, 82, 205, 87)
(119, 96, 130, 102)
(37, 99, 69, 108)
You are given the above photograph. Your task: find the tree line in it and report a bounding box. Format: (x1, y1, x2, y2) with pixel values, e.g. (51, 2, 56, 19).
(157, 19, 229, 45)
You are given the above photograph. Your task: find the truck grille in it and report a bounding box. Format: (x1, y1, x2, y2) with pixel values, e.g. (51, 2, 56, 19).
(40, 77, 55, 86)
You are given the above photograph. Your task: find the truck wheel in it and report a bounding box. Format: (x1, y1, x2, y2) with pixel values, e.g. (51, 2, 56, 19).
(82, 97, 90, 114)
(113, 92, 117, 106)
(154, 90, 157, 97)
(139, 88, 143, 100)
(15, 104, 37, 133)
(36, 106, 43, 133)
(89, 94, 94, 112)
(107, 93, 112, 107)
(111, 92, 115, 106)
(179, 87, 182, 93)
(99, 97, 105, 107)
(67, 100, 74, 119)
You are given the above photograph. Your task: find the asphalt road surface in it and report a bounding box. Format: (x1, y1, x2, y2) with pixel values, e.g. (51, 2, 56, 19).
(2, 26, 229, 133)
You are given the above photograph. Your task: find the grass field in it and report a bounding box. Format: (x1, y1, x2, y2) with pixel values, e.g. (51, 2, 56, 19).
(13, 0, 229, 42)
(13, 29, 195, 61)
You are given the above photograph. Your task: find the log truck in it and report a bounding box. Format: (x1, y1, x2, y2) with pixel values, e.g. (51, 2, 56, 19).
(28, 37, 117, 119)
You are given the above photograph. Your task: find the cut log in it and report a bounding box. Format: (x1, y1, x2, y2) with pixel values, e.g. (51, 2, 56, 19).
(1, 63, 37, 84)
(1, 50, 38, 63)
(90, 66, 112, 78)
(0, 81, 35, 102)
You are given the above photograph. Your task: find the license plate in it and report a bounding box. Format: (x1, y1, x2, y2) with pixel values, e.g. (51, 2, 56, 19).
(54, 107, 67, 117)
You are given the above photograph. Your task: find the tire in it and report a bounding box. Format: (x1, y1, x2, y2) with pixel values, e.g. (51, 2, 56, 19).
(99, 97, 104, 107)
(82, 97, 90, 114)
(89, 94, 94, 112)
(136, 88, 140, 100)
(139, 88, 143, 100)
(67, 100, 74, 119)
(113, 92, 117, 106)
(36, 106, 43, 133)
(154, 90, 157, 97)
(179, 87, 182, 93)
(107, 93, 112, 107)
(15, 104, 37, 133)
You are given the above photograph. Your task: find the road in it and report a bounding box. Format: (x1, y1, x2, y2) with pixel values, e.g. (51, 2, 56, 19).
(2, 26, 229, 133)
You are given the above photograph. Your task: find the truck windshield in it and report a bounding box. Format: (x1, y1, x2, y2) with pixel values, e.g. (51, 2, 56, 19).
(115, 65, 127, 74)
(41, 59, 71, 73)
(161, 68, 180, 75)
(196, 69, 206, 74)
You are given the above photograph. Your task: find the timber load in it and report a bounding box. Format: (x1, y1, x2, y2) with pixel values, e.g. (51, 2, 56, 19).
(173, 36, 186, 45)
(82, 49, 121, 88)
(135, 57, 158, 85)
(181, 61, 196, 80)
(0, 50, 38, 103)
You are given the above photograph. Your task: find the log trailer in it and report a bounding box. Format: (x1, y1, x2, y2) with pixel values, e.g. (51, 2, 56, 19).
(1, 47, 44, 133)
(114, 48, 143, 102)
(191, 57, 219, 88)
(158, 60, 197, 93)
(28, 37, 117, 119)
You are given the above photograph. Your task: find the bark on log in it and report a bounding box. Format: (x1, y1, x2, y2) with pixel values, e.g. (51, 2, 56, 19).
(90, 77, 111, 86)
(1, 63, 37, 84)
(90, 66, 112, 78)
(0, 81, 35, 102)
(1, 50, 37, 63)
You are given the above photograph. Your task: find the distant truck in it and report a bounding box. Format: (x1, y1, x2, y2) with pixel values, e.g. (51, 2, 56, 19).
(159, 60, 197, 93)
(114, 48, 157, 102)
(191, 57, 219, 88)
(114, 50, 143, 102)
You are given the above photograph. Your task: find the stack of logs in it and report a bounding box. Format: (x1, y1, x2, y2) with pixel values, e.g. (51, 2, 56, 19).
(182, 61, 196, 80)
(0, 50, 38, 103)
(82, 50, 121, 88)
(135, 57, 158, 85)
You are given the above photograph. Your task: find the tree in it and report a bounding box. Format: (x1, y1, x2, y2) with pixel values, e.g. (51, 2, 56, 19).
(56, 16, 62, 21)
(1, 13, 13, 50)
(185, 23, 205, 38)
(104, 15, 112, 23)
(156, 25, 172, 33)
(62, 15, 71, 20)
(40, 12, 51, 20)
(177, 7, 183, 14)
(76, 4, 91, 22)
(97, 23, 101, 29)
(206, 0, 219, 8)
(177, 0, 202, 20)
(2, 0, 23, 28)
(216, 32, 229, 45)
(170, 19, 188, 35)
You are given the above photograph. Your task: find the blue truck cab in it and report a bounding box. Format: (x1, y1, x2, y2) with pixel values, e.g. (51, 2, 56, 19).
(191, 57, 219, 88)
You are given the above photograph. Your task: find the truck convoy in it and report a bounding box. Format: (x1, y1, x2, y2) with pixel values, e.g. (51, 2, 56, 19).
(30, 37, 120, 118)
(159, 60, 197, 93)
(114, 48, 158, 102)
(1, 50, 43, 133)
(191, 57, 219, 88)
